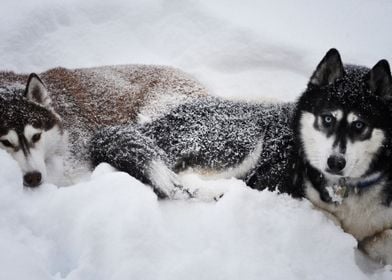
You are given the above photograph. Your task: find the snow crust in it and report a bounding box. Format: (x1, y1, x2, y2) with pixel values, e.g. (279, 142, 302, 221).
(1, 0, 392, 279)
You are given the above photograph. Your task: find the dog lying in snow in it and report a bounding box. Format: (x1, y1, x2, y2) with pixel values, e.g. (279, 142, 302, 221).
(0, 65, 207, 187)
(90, 49, 392, 265)
(282, 49, 392, 265)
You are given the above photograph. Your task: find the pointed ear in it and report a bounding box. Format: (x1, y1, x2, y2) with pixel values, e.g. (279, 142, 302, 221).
(24, 73, 51, 107)
(365, 59, 392, 97)
(309, 48, 345, 87)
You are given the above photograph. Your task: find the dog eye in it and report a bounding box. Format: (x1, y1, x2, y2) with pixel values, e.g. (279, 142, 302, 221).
(321, 115, 335, 127)
(352, 121, 366, 133)
(32, 133, 41, 143)
(0, 140, 13, 148)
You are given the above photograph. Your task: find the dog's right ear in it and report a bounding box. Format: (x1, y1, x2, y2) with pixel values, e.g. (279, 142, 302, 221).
(309, 48, 345, 87)
(25, 73, 52, 107)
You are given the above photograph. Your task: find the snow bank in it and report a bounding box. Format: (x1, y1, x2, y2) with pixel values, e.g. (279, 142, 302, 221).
(1, 0, 392, 279)
(1, 151, 390, 279)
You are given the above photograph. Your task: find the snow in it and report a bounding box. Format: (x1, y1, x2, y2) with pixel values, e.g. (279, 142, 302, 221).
(1, 0, 392, 279)
(1, 151, 390, 279)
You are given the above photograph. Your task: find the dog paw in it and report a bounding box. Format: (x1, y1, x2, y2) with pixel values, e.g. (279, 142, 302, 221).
(185, 185, 226, 202)
(148, 161, 227, 201)
(358, 229, 392, 265)
(148, 161, 195, 199)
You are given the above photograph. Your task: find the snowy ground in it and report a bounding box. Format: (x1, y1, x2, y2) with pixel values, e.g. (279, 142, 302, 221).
(1, 0, 392, 279)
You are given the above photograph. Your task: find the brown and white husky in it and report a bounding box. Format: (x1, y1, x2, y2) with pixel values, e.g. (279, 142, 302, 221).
(0, 65, 206, 188)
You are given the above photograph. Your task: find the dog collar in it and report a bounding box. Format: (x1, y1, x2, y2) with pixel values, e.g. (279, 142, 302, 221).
(327, 173, 384, 204)
(344, 172, 384, 190)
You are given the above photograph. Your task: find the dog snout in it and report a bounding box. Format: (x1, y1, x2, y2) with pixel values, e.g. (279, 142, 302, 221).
(327, 155, 346, 173)
(23, 171, 42, 188)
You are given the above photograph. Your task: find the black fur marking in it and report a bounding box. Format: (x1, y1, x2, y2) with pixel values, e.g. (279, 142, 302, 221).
(18, 135, 30, 157)
(0, 94, 58, 135)
(305, 163, 331, 202)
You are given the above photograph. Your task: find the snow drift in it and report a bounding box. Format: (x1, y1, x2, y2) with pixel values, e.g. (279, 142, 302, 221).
(1, 0, 392, 279)
(1, 151, 391, 279)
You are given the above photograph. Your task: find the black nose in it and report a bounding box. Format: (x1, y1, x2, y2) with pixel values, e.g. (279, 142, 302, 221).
(23, 172, 42, 187)
(327, 155, 346, 173)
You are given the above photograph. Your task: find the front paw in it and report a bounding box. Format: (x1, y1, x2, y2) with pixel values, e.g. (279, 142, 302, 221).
(358, 229, 392, 265)
(187, 186, 225, 202)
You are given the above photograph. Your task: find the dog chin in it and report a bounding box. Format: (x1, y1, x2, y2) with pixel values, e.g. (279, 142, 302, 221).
(322, 169, 346, 181)
(325, 169, 343, 176)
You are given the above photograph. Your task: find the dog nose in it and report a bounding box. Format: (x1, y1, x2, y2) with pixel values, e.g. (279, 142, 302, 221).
(327, 155, 346, 173)
(23, 171, 42, 187)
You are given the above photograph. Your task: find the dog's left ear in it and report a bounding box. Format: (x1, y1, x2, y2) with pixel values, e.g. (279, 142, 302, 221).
(25, 73, 52, 107)
(309, 48, 345, 87)
(365, 60, 392, 97)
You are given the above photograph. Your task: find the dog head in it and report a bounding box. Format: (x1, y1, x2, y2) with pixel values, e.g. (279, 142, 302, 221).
(0, 74, 63, 187)
(296, 49, 392, 180)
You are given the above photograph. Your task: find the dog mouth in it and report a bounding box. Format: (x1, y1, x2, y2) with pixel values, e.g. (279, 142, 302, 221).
(23, 182, 42, 189)
(23, 182, 42, 188)
(325, 168, 344, 177)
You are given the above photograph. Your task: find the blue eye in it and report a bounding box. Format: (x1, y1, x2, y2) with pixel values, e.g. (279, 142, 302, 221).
(352, 121, 366, 132)
(321, 114, 335, 127)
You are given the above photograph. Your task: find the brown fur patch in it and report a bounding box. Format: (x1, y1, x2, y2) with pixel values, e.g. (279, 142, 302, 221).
(38, 65, 207, 129)
(1, 65, 207, 159)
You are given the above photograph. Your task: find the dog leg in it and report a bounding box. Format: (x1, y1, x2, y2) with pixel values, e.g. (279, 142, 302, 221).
(90, 125, 192, 199)
(90, 125, 194, 199)
(358, 229, 392, 265)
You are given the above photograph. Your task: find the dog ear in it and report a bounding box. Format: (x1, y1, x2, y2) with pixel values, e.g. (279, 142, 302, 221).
(309, 48, 345, 87)
(365, 60, 392, 97)
(25, 73, 52, 107)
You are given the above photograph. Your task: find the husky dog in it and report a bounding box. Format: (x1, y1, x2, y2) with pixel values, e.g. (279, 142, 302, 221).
(0, 65, 207, 187)
(282, 49, 392, 265)
(91, 97, 293, 198)
(90, 49, 392, 264)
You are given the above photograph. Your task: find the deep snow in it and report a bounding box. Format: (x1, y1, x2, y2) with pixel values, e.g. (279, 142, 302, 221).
(1, 0, 392, 279)
(1, 152, 391, 279)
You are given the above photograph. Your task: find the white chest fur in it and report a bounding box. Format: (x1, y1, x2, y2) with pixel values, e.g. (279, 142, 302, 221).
(305, 180, 392, 241)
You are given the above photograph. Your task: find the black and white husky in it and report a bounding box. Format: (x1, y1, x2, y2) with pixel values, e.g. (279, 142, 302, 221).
(283, 49, 392, 265)
(0, 65, 207, 187)
(90, 49, 392, 264)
